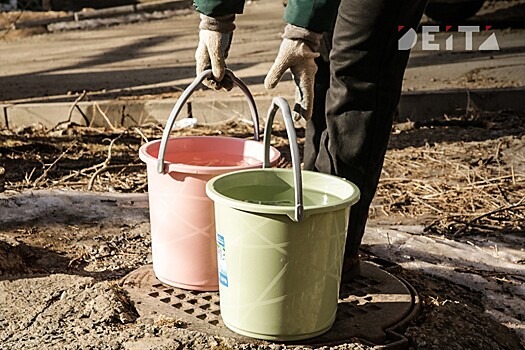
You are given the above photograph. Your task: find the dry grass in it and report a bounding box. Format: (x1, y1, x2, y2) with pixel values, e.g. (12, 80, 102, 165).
(375, 116, 525, 236)
(1, 110, 524, 238)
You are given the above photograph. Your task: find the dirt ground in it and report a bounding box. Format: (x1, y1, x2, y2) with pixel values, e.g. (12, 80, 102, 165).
(1, 0, 524, 348)
(1, 107, 524, 349)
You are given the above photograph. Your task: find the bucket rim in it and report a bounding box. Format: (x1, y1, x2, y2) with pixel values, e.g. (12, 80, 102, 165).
(139, 136, 281, 175)
(206, 168, 360, 219)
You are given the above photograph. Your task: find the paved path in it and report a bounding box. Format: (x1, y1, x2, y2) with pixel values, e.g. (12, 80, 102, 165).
(0, 0, 524, 126)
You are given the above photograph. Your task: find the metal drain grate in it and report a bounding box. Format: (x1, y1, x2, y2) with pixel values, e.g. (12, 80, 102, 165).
(148, 283, 222, 327)
(122, 262, 419, 348)
(336, 275, 384, 319)
(122, 266, 243, 338)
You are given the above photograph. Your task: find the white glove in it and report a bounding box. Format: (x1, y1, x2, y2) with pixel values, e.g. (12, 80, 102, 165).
(264, 25, 322, 121)
(195, 14, 235, 91)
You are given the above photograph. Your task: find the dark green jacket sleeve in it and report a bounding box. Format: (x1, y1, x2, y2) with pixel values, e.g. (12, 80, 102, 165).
(284, 0, 340, 33)
(193, 0, 245, 16)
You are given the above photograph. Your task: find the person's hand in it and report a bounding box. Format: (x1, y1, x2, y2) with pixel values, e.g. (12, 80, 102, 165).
(264, 25, 322, 121)
(195, 14, 235, 91)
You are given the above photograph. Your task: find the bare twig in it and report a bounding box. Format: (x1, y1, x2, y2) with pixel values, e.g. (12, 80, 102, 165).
(133, 127, 149, 143)
(452, 202, 525, 235)
(411, 196, 444, 214)
(48, 91, 87, 132)
(24, 167, 36, 185)
(33, 142, 77, 187)
(0, 166, 5, 192)
(93, 102, 119, 131)
(67, 91, 87, 123)
(132, 182, 148, 193)
(87, 135, 121, 190)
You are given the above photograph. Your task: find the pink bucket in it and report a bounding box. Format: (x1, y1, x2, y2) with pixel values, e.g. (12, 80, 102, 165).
(139, 69, 281, 291)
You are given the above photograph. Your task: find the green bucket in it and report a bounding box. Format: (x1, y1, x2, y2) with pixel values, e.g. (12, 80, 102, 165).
(206, 98, 360, 341)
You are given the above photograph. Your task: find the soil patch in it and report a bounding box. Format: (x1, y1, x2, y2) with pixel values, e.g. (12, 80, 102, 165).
(0, 109, 524, 349)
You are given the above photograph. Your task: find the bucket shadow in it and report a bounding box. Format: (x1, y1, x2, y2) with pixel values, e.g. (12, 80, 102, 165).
(282, 262, 419, 348)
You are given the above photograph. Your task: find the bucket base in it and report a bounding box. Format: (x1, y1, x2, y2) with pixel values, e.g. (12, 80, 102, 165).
(223, 321, 332, 342)
(155, 274, 219, 292)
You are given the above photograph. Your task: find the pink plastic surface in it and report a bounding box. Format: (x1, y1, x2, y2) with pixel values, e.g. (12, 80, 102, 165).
(139, 136, 280, 291)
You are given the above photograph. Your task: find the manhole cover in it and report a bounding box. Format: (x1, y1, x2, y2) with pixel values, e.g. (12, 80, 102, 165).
(121, 261, 419, 348)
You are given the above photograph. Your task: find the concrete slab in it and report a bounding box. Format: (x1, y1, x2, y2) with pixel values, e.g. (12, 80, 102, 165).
(0, 105, 8, 128)
(397, 87, 525, 121)
(6, 102, 89, 129)
(4, 85, 524, 129)
(2, 96, 288, 129)
(190, 96, 286, 124)
(80, 100, 182, 128)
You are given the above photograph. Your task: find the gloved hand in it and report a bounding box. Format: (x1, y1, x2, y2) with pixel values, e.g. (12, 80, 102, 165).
(195, 14, 235, 91)
(264, 24, 322, 121)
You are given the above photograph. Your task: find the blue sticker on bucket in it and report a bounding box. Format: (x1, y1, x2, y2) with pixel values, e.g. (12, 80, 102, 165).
(217, 233, 228, 287)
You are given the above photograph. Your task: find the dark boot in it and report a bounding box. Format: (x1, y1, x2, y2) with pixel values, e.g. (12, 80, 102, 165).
(341, 251, 361, 283)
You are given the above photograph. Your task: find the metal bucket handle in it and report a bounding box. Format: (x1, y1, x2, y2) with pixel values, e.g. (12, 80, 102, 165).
(156, 69, 261, 174)
(263, 97, 304, 222)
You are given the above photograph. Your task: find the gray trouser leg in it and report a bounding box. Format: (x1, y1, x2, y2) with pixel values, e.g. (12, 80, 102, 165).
(304, 0, 428, 257)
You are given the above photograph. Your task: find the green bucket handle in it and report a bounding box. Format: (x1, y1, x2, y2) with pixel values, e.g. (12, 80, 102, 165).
(156, 69, 261, 174)
(262, 97, 304, 222)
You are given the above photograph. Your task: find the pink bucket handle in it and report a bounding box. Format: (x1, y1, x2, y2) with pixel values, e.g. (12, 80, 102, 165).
(262, 97, 304, 222)
(156, 69, 261, 174)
